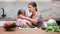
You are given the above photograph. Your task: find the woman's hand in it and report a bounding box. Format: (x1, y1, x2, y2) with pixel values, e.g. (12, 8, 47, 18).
(19, 15, 25, 19)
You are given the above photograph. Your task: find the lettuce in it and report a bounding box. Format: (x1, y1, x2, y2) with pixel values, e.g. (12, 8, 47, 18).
(47, 19, 57, 26)
(45, 19, 60, 32)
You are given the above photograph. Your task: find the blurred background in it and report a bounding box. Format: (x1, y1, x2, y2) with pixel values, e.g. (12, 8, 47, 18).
(0, 0, 52, 18)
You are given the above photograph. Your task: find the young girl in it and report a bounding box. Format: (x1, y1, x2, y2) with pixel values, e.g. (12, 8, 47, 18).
(16, 9, 32, 27)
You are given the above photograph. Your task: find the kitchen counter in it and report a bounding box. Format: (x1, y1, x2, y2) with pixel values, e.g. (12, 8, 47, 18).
(0, 17, 17, 26)
(0, 27, 60, 34)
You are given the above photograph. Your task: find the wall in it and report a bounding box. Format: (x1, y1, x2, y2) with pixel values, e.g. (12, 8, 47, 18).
(0, 2, 52, 18)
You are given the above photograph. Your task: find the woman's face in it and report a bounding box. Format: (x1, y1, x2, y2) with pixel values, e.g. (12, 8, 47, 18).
(28, 5, 35, 13)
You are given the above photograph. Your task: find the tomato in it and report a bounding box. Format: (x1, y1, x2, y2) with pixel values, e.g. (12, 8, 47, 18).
(4, 22, 11, 29)
(12, 22, 16, 24)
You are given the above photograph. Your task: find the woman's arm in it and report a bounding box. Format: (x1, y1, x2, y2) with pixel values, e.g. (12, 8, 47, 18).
(25, 17, 38, 24)
(19, 15, 38, 24)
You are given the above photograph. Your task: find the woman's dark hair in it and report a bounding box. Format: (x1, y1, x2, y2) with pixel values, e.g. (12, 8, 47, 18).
(28, 2, 37, 11)
(17, 9, 26, 17)
(28, 2, 37, 18)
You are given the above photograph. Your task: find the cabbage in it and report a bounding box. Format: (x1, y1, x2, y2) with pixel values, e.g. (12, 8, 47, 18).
(47, 19, 57, 26)
(45, 26, 54, 32)
(45, 19, 60, 32)
(45, 26, 60, 32)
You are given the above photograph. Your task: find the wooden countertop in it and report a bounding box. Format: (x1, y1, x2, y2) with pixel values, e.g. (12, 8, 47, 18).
(0, 27, 60, 34)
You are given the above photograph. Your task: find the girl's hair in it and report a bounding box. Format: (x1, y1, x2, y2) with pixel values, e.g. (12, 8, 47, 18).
(28, 2, 37, 11)
(17, 9, 26, 17)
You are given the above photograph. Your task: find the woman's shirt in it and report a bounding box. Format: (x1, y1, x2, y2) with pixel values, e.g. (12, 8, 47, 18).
(29, 12, 42, 27)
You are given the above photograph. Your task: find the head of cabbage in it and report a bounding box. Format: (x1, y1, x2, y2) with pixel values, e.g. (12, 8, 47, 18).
(47, 19, 57, 26)
(45, 19, 60, 32)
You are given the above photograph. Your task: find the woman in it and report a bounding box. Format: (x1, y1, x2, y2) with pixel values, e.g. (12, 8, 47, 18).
(19, 2, 42, 28)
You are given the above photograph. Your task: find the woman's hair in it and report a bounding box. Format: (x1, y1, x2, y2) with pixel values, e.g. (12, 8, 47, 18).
(17, 9, 26, 17)
(28, 2, 37, 18)
(28, 2, 37, 11)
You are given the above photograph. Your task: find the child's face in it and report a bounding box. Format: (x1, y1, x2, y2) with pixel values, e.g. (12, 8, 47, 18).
(22, 11, 25, 16)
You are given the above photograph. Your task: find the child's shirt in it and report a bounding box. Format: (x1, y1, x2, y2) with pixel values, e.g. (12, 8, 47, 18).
(16, 18, 31, 26)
